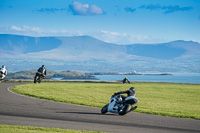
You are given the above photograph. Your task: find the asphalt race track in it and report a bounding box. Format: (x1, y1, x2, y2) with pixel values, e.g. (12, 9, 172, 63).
(0, 83, 200, 133)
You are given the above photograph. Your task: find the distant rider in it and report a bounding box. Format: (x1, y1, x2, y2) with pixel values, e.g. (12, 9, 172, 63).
(37, 65, 46, 77)
(0, 65, 7, 80)
(123, 77, 130, 84)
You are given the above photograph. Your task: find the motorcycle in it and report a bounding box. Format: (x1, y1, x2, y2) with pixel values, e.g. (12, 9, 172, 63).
(0, 71, 5, 82)
(123, 79, 130, 84)
(34, 72, 45, 83)
(101, 94, 138, 115)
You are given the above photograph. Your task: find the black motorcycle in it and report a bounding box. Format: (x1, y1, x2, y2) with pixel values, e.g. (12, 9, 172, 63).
(34, 72, 45, 83)
(0, 71, 5, 83)
(123, 78, 130, 84)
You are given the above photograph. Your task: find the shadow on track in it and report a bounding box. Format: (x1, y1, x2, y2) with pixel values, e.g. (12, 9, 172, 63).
(57, 111, 117, 116)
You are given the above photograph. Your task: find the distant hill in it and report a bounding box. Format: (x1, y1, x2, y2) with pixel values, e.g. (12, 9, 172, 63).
(126, 43, 185, 59)
(0, 34, 199, 73)
(6, 70, 96, 80)
(0, 34, 61, 54)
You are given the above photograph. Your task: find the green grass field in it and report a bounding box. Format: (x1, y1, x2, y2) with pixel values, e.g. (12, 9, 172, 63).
(0, 124, 104, 133)
(11, 82, 200, 119)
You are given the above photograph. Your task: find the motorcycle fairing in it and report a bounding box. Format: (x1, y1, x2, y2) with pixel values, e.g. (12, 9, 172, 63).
(124, 96, 139, 105)
(108, 96, 121, 113)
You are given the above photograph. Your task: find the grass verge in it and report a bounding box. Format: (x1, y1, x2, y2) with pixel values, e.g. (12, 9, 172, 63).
(11, 82, 200, 119)
(0, 124, 104, 133)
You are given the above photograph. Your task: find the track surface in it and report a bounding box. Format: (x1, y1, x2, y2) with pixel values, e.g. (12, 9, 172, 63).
(0, 83, 200, 133)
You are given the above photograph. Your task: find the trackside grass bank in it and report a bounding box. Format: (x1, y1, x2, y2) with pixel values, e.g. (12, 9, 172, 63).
(11, 82, 200, 119)
(0, 124, 104, 133)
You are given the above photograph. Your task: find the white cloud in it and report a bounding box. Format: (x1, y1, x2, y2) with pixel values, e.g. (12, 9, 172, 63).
(90, 30, 155, 44)
(1, 25, 43, 36)
(69, 1, 104, 16)
(12, 25, 42, 33)
(0, 25, 85, 37)
(11, 25, 22, 31)
(0, 25, 167, 44)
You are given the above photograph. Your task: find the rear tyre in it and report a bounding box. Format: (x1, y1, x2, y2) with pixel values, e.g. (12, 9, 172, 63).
(101, 104, 108, 114)
(38, 77, 41, 83)
(118, 104, 131, 115)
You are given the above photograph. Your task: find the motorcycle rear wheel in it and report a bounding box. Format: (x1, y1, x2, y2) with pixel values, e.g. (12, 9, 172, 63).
(118, 104, 131, 115)
(38, 78, 41, 83)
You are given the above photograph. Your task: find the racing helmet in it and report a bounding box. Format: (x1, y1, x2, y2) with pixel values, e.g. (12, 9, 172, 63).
(129, 87, 135, 92)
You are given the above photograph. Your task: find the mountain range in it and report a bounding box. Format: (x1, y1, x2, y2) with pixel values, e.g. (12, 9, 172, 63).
(0, 34, 199, 73)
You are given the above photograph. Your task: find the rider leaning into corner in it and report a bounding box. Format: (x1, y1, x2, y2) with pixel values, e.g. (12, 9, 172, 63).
(0, 65, 7, 80)
(37, 65, 47, 77)
(114, 87, 138, 110)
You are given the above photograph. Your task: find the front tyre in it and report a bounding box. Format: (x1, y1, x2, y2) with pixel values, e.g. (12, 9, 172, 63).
(118, 104, 131, 115)
(34, 76, 37, 83)
(101, 104, 108, 114)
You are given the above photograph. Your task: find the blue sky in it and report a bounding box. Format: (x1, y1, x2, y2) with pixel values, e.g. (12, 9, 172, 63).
(0, 0, 200, 44)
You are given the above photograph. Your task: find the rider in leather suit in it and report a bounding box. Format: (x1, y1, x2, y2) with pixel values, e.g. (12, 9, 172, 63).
(37, 65, 46, 77)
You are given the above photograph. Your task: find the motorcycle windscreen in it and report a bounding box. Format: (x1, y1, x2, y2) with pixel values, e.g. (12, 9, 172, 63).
(124, 96, 139, 104)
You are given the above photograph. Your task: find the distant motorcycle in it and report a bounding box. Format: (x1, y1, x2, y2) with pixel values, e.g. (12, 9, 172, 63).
(123, 79, 130, 84)
(34, 72, 45, 83)
(122, 77, 130, 84)
(0, 71, 5, 82)
(101, 94, 138, 115)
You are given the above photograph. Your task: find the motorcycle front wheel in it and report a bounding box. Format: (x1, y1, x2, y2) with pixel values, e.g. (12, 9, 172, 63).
(101, 104, 108, 114)
(118, 104, 131, 115)
(34, 76, 37, 83)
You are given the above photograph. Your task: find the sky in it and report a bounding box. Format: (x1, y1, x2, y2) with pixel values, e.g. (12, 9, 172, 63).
(0, 0, 200, 44)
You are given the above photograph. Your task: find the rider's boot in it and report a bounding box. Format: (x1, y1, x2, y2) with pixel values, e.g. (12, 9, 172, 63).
(130, 106, 137, 112)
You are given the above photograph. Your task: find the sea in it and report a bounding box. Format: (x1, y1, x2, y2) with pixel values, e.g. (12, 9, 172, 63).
(94, 73, 200, 84)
